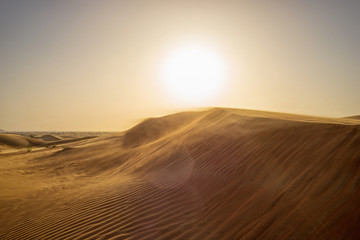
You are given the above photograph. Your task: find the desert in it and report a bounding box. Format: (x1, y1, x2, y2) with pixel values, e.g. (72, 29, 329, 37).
(1, 108, 359, 239)
(1, 1, 360, 239)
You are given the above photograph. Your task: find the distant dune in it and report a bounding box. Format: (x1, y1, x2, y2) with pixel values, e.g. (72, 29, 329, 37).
(0, 133, 44, 148)
(0, 108, 360, 239)
(35, 134, 62, 142)
(344, 115, 360, 120)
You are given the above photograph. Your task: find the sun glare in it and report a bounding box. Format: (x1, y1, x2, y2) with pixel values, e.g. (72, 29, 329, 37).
(161, 43, 227, 105)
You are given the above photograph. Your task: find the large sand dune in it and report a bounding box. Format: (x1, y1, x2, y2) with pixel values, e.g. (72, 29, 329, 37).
(0, 108, 360, 239)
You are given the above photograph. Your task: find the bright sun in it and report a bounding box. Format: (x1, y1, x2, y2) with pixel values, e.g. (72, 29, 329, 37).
(161, 43, 227, 105)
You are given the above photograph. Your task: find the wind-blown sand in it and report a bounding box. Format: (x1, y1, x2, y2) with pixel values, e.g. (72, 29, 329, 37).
(0, 108, 359, 239)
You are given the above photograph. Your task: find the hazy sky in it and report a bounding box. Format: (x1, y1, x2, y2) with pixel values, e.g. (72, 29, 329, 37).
(1, 0, 359, 131)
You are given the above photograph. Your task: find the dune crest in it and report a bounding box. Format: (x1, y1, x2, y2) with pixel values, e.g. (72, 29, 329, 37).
(0, 133, 44, 148)
(0, 108, 360, 239)
(35, 134, 62, 142)
(123, 111, 200, 148)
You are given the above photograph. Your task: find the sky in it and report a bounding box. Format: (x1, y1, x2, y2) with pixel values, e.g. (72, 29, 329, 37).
(1, 0, 359, 131)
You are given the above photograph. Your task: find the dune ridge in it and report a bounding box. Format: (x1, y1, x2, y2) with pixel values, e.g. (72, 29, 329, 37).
(345, 115, 360, 120)
(0, 133, 44, 148)
(35, 134, 62, 142)
(0, 108, 360, 239)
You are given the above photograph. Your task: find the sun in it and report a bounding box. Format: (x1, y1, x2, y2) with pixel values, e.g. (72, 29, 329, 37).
(161, 43, 227, 105)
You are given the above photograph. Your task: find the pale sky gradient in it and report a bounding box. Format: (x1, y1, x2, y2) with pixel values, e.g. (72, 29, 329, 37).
(1, 0, 359, 131)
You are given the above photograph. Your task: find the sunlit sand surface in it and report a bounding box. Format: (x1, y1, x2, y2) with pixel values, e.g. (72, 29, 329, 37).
(1, 108, 360, 239)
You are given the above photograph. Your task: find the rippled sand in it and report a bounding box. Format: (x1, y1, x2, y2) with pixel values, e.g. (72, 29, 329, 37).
(1, 108, 359, 239)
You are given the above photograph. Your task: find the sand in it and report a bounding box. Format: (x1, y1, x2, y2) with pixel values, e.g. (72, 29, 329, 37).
(0, 108, 359, 239)
(0, 134, 44, 149)
(345, 115, 360, 120)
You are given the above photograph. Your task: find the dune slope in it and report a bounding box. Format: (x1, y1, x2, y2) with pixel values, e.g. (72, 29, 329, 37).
(0, 108, 359, 239)
(345, 115, 360, 120)
(0, 133, 44, 148)
(36, 134, 62, 142)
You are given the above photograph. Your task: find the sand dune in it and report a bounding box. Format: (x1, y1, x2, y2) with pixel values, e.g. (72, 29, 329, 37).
(345, 115, 360, 120)
(40, 136, 98, 148)
(35, 134, 62, 142)
(0, 108, 360, 239)
(0, 133, 44, 149)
